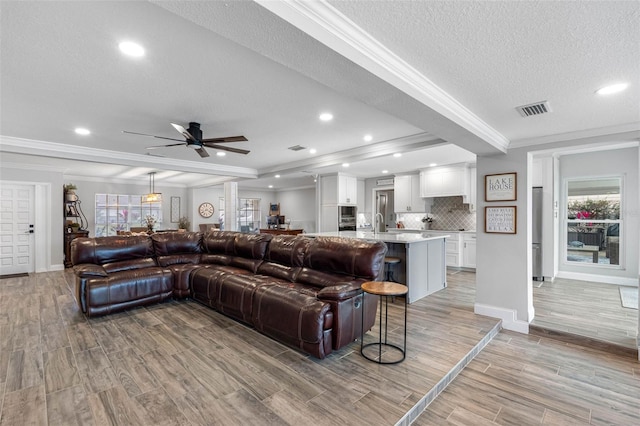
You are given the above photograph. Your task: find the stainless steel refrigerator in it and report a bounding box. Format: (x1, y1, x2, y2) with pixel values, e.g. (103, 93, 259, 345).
(532, 187, 543, 281)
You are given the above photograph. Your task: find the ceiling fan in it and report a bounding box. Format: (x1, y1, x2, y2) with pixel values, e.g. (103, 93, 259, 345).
(123, 122, 249, 158)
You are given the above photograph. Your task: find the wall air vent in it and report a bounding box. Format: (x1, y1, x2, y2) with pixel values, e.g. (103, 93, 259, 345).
(288, 145, 306, 151)
(516, 101, 551, 117)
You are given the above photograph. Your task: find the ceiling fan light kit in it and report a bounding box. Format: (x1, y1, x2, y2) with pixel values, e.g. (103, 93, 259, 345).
(123, 121, 249, 158)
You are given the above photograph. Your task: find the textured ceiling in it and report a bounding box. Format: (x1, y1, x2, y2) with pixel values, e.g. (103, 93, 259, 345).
(328, 0, 640, 142)
(1, 1, 638, 189)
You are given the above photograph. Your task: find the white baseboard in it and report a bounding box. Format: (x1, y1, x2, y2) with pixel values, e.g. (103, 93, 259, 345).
(47, 264, 65, 272)
(556, 271, 638, 286)
(474, 303, 529, 334)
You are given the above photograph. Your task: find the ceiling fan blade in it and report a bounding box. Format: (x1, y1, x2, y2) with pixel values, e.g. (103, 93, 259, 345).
(201, 135, 248, 144)
(202, 142, 250, 155)
(146, 143, 186, 149)
(122, 130, 184, 142)
(195, 147, 210, 158)
(171, 123, 197, 143)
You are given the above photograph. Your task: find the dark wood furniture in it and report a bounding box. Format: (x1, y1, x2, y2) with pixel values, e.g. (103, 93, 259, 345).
(64, 188, 89, 267)
(259, 228, 304, 236)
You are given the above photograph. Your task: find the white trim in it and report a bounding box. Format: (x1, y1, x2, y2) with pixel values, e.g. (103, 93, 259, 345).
(0, 136, 258, 179)
(509, 124, 640, 149)
(474, 303, 530, 334)
(556, 271, 638, 286)
(256, 133, 443, 176)
(256, 0, 509, 153)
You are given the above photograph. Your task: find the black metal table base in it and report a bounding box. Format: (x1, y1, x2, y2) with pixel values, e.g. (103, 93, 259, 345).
(361, 293, 407, 364)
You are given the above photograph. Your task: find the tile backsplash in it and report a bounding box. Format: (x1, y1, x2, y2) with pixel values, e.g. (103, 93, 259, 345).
(397, 196, 476, 230)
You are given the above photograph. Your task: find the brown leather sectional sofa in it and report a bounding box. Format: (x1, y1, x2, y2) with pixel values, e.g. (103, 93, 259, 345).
(71, 231, 387, 358)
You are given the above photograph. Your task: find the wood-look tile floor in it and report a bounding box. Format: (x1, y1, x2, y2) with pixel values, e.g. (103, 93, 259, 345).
(0, 269, 499, 425)
(531, 278, 638, 349)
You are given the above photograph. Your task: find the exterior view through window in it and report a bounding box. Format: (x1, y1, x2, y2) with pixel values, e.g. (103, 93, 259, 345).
(565, 178, 621, 266)
(95, 194, 162, 236)
(218, 198, 261, 232)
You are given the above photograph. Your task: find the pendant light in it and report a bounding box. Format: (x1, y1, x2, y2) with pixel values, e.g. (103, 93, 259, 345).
(142, 171, 162, 203)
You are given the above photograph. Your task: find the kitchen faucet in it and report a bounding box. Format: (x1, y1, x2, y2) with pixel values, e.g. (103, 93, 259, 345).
(374, 212, 385, 234)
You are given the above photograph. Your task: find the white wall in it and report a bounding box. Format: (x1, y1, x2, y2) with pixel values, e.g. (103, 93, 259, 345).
(558, 147, 639, 283)
(68, 179, 189, 234)
(475, 148, 532, 332)
(275, 187, 316, 232)
(475, 132, 639, 334)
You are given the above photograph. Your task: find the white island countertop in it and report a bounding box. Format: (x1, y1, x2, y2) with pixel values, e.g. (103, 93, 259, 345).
(304, 231, 449, 244)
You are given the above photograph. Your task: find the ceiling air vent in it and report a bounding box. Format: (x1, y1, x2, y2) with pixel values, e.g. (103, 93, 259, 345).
(516, 101, 551, 117)
(288, 145, 306, 151)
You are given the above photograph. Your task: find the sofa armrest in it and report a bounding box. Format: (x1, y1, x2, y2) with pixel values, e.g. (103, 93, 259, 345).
(317, 282, 362, 301)
(73, 264, 108, 278)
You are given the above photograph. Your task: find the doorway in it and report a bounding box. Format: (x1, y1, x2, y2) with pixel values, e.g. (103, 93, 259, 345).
(373, 187, 395, 230)
(0, 183, 35, 275)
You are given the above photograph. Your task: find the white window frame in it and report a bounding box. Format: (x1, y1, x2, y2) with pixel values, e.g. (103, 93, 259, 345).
(95, 193, 163, 236)
(218, 197, 261, 232)
(563, 176, 623, 269)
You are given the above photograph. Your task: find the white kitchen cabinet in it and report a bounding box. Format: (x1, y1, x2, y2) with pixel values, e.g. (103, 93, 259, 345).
(394, 174, 424, 212)
(468, 165, 477, 212)
(356, 179, 365, 213)
(424, 231, 462, 267)
(420, 165, 470, 199)
(462, 233, 477, 268)
(320, 173, 357, 205)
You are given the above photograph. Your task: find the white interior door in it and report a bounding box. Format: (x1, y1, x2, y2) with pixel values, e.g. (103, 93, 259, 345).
(0, 183, 35, 275)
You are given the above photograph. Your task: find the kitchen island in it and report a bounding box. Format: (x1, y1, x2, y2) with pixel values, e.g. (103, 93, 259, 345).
(305, 231, 448, 303)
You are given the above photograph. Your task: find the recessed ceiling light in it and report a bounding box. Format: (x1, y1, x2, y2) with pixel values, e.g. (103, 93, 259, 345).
(268, 185, 274, 188)
(118, 41, 145, 57)
(596, 83, 628, 95)
(429, 163, 438, 167)
(363, 134, 373, 142)
(74, 128, 90, 135)
(309, 148, 317, 154)
(393, 153, 402, 158)
(382, 170, 389, 174)
(216, 152, 226, 157)
(319, 113, 333, 122)
(275, 174, 280, 178)
(342, 163, 349, 167)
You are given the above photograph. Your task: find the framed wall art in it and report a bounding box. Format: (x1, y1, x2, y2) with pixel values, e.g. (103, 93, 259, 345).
(485, 206, 517, 234)
(485, 172, 517, 202)
(170, 196, 180, 223)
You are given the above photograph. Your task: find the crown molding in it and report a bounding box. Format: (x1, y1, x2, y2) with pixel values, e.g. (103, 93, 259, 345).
(0, 136, 258, 179)
(508, 122, 640, 150)
(257, 132, 444, 177)
(256, 0, 509, 153)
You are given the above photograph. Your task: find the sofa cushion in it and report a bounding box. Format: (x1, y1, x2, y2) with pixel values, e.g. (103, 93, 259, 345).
(264, 235, 309, 267)
(233, 233, 272, 260)
(151, 231, 202, 266)
(71, 235, 157, 271)
(202, 232, 237, 255)
(303, 237, 386, 280)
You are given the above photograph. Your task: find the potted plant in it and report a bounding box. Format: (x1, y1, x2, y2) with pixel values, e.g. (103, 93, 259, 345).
(178, 216, 190, 232)
(64, 183, 78, 202)
(69, 222, 80, 232)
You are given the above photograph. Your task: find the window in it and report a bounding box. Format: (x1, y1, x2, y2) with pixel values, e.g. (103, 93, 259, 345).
(95, 194, 162, 236)
(218, 198, 261, 232)
(565, 178, 621, 266)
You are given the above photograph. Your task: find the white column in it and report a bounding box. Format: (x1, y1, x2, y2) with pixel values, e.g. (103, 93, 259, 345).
(224, 182, 238, 231)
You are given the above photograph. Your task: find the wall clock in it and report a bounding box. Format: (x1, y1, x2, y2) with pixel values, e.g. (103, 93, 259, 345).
(198, 202, 214, 218)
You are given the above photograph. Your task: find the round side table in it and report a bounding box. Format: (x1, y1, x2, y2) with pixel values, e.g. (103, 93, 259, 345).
(360, 281, 408, 364)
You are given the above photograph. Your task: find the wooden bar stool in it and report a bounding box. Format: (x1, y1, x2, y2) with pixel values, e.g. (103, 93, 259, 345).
(384, 256, 401, 282)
